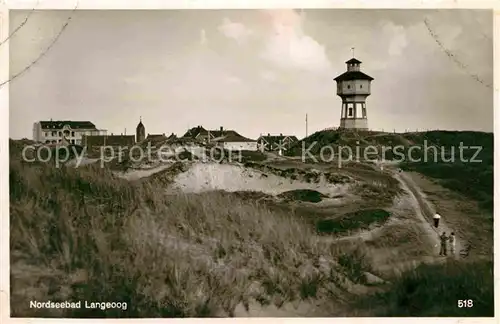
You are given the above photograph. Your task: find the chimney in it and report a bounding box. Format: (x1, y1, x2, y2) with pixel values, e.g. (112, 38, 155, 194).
(280, 133, 283, 136)
(220, 126, 223, 132)
(162, 133, 165, 136)
(267, 133, 270, 136)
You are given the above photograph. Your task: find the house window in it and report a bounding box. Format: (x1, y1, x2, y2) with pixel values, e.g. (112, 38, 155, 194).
(51, 131, 56, 136)
(360, 84, 363, 88)
(58, 131, 62, 136)
(347, 85, 351, 89)
(348, 108, 353, 117)
(71, 131, 75, 136)
(71, 140, 75, 144)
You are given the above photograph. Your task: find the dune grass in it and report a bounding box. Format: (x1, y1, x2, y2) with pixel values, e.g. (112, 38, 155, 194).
(285, 130, 493, 212)
(10, 152, 356, 317)
(355, 259, 494, 317)
(277, 189, 328, 203)
(9, 139, 494, 317)
(398, 131, 493, 212)
(315, 209, 391, 235)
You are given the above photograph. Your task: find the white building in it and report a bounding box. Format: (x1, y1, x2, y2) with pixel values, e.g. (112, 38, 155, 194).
(213, 133, 258, 151)
(33, 120, 107, 145)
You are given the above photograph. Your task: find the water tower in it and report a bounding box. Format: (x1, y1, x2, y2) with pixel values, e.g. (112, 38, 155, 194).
(334, 56, 374, 130)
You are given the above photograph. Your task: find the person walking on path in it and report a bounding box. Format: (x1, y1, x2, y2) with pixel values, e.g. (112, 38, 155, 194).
(449, 232, 456, 256)
(439, 232, 448, 256)
(433, 213, 441, 228)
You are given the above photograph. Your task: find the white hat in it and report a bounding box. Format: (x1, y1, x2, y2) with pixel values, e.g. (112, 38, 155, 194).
(434, 213, 441, 218)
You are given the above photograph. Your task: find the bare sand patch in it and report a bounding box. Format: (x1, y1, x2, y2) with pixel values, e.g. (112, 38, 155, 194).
(172, 162, 350, 196)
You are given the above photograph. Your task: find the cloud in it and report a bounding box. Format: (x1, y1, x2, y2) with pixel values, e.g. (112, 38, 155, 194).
(380, 21, 409, 57)
(218, 18, 253, 44)
(225, 75, 242, 84)
(200, 29, 207, 45)
(259, 9, 332, 74)
(260, 70, 278, 82)
(430, 23, 463, 50)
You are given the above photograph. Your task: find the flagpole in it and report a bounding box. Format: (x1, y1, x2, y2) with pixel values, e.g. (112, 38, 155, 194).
(305, 113, 308, 138)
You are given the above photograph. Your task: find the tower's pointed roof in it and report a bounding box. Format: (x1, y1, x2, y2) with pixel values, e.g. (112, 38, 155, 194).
(346, 58, 362, 64)
(334, 71, 373, 81)
(334, 57, 373, 81)
(136, 117, 145, 129)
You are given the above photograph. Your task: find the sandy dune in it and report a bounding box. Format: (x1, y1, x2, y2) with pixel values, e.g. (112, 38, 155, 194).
(172, 162, 350, 196)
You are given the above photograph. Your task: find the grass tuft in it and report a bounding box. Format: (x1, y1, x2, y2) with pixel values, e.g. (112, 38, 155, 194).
(10, 149, 350, 317)
(316, 209, 391, 235)
(356, 260, 494, 316)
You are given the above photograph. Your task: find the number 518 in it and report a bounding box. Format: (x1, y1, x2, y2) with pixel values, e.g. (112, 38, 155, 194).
(458, 300, 473, 308)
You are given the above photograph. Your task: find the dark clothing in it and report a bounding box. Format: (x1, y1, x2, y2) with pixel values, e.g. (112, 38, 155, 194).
(439, 243, 447, 256)
(434, 218, 440, 228)
(439, 234, 448, 256)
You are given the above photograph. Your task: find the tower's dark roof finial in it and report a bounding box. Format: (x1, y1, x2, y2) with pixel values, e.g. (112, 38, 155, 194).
(346, 58, 362, 64)
(137, 116, 144, 129)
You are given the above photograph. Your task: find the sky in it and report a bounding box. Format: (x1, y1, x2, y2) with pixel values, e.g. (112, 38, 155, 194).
(8, 9, 494, 140)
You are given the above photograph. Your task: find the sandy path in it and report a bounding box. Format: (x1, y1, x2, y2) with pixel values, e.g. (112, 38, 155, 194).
(392, 170, 464, 258)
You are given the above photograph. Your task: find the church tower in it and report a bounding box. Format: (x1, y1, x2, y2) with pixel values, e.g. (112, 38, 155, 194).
(136, 117, 145, 143)
(334, 56, 374, 130)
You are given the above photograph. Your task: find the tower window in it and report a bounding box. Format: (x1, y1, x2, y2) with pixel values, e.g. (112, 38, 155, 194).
(360, 85, 363, 88)
(348, 108, 353, 117)
(347, 85, 351, 89)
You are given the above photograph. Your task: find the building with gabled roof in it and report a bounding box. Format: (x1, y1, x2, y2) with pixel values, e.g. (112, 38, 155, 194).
(166, 133, 177, 140)
(33, 120, 106, 145)
(146, 133, 167, 140)
(213, 132, 258, 151)
(182, 125, 243, 144)
(257, 133, 298, 155)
